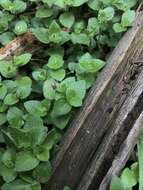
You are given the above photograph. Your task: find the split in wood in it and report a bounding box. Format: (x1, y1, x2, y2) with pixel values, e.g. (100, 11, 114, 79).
(99, 110, 143, 190)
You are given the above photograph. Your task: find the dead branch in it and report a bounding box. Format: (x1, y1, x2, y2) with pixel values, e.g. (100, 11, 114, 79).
(0, 32, 39, 60)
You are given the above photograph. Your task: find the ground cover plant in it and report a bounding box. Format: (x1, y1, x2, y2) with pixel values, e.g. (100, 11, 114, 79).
(110, 134, 143, 190)
(0, 0, 140, 189)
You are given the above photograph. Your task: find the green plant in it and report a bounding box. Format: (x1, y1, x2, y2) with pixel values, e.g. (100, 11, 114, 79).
(0, 0, 139, 189)
(110, 133, 143, 190)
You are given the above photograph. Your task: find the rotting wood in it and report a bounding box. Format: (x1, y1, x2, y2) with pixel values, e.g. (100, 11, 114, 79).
(77, 68, 143, 190)
(0, 32, 39, 60)
(98, 110, 143, 190)
(46, 9, 143, 190)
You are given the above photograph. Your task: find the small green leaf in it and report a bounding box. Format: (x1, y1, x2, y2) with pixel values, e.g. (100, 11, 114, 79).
(121, 10, 135, 27)
(49, 69, 65, 81)
(0, 61, 17, 78)
(131, 162, 139, 182)
(0, 163, 17, 183)
(48, 21, 62, 43)
(24, 100, 50, 117)
(36, 7, 53, 18)
(33, 145, 50, 162)
(79, 54, 105, 73)
(32, 69, 47, 81)
(0, 102, 8, 113)
(43, 79, 57, 100)
(14, 20, 28, 35)
(0, 32, 14, 45)
(66, 80, 86, 107)
(113, 23, 126, 33)
(0, 0, 13, 11)
(98, 7, 115, 23)
(11, 0, 27, 14)
(77, 73, 95, 89)
(8, 127, 32, 148)
(121, 168, 137, 188)
(71, 33, 90, 46)
(42, 0, 54, 7)
(52, 98, 72, 117)
(109, 176, 124, 190)
(47, 54, 64, 70)
(73, 0, 88, 7)
(88, 0, 101, 10)
(74, 21, 85, 34)
(1, 179, 41, 190)
(51, 114, 71, 130)
(0, 84, 7, 100)
(43, 129, 61, 150)
(0, 113, 7, 125)
(87, 17, 100, 36)
(32, 162, 52, 183)
(4, 94, 19, 106)
(59, 12, 75, 28)
(15, 151, 39, 172)
(24, 100, 41, 114)
(1, 149, 15, 168)
(14, 53, 32, 67)
(24, 114, 43, 129)
(24, 115, 47, 145)
(7, 107, 24, 128)
(16, 77, 32, 99)
(58, 77, 76, 93)
(32, 27, 49, 44)
(63, 186, 71, 190)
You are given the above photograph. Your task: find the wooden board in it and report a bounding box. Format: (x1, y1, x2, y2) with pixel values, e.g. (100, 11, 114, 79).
(46, 8, 143, 190)
(99, 110, 143, 190)
(77, 68, 143, 190)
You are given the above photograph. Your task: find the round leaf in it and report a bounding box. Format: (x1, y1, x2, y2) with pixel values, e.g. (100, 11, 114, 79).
(14, 20, 28, 35)
(15, 151, 39, 172)
(59, 12, 75, 28)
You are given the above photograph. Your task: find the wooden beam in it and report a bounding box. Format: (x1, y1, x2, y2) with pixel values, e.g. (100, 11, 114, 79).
(46, 9, 143, 190)
(77, 69, 143, 190)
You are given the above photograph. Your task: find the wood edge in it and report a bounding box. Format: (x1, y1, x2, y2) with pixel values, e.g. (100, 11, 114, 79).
(76, 68, 143, 190)
(99, 110, 143, 190)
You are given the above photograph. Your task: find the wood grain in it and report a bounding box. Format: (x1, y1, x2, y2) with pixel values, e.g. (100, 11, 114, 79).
(77, 68, 143, 190)
(46, 10, 143, 190)
(99, 110, 143, 190)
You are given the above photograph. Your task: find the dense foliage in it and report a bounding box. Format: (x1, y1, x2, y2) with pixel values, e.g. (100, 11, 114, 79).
(0, 0, 139, 189)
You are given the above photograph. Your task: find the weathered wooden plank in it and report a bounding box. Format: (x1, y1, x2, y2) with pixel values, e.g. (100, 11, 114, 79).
(77, 67, 143, 190)
(99, 110, 143, 190)
(46, 9, 143, 190)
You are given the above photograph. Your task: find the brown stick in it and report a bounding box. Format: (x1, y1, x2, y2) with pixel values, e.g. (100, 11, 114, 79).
(99, 111, 143, 190)
(0, 32, 39, 60)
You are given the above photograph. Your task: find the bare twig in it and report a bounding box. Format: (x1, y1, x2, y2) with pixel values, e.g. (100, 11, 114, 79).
(0, 32, 39, 60)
